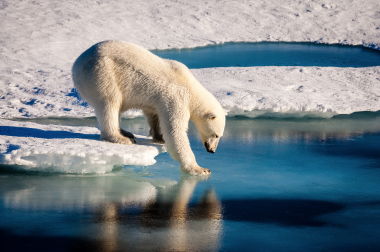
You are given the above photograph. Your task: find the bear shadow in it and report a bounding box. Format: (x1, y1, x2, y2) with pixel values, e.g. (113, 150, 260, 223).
(0, 126, 162, 149)
(0, 126, 99, 140)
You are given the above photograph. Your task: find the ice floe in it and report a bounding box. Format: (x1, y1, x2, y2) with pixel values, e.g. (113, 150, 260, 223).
(0, 119, 165, 173)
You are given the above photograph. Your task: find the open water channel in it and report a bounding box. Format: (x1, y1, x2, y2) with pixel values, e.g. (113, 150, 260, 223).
(152, 42, 380, 68)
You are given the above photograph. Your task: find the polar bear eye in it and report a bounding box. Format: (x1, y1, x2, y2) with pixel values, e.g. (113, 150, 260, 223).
(205, 113, 217, 120)
(215, 134, 219, 138)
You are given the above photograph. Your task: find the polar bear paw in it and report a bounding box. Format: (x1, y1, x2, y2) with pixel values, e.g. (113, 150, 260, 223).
(102, 134, 136, 145)
(182, 164, 211, 176)
(120, 128, 135, 139)
(152, 138, 165, 144)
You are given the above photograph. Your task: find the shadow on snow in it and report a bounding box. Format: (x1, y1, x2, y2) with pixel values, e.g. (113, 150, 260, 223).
(0, 126, 99, 140)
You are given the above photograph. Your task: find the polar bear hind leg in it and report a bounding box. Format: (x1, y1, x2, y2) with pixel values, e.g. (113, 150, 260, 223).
(144, 111, 165, 143)
(94, 103, 136, 145)
(120, 128, 135, 139)
(119, 113, 135, 139)
(74, 55, 136, 145)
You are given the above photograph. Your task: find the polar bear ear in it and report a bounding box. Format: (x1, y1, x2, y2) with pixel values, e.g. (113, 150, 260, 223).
(204, 113, 217, 120)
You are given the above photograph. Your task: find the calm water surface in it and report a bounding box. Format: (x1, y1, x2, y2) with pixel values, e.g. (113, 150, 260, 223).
(152, 42, 380, 68)
(1, 116, 380, 251)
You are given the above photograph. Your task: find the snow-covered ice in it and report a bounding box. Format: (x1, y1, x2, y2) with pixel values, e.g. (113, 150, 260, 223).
(0, 119, 164, 173)
(0, 0, 379, 170)
(193, 67, 380, 117)
(0, 0, 379, 119)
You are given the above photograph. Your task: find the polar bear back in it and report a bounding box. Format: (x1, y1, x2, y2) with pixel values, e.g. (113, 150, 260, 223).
(73, 40, 198, 88)
(72, 40, 209, 111)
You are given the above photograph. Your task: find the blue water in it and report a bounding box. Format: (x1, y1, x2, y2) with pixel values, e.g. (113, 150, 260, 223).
(1, 116, 380, 251)
(151, 42, 380, 68)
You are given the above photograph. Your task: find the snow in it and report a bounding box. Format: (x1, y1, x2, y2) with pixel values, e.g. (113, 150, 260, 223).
(0, 0, 379, 171)
(0, 119, 165, 173)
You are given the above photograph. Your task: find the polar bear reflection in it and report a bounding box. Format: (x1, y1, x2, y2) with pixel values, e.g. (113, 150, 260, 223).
(94, 176, 222, 251)
(2, 174, 222, 251)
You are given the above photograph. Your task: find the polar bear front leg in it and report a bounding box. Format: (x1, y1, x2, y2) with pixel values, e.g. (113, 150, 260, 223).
(169, 132, 211, 175)
(158, 111, 210, 175)
(95, 105, 136, 144)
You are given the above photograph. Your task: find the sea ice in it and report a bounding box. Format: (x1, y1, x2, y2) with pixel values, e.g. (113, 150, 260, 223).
(0, 0, 379, 119)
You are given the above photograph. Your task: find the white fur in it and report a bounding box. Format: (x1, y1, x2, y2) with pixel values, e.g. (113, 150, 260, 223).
(72, 41, 225, 175)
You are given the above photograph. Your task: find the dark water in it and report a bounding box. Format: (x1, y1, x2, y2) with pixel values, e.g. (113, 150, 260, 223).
(151, 42, 380, 68)
(1, 116, 380, 251)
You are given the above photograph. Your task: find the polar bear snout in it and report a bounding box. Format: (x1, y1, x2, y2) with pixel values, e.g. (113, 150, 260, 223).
(205, 142, 215, 153)
(204, 139, 219, 154)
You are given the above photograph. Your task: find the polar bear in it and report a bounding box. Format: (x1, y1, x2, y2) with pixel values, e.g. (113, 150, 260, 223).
(72, 41, 225, 175)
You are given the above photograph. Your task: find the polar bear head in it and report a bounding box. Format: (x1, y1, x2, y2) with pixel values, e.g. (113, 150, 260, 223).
(193, 106, 226, 154)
